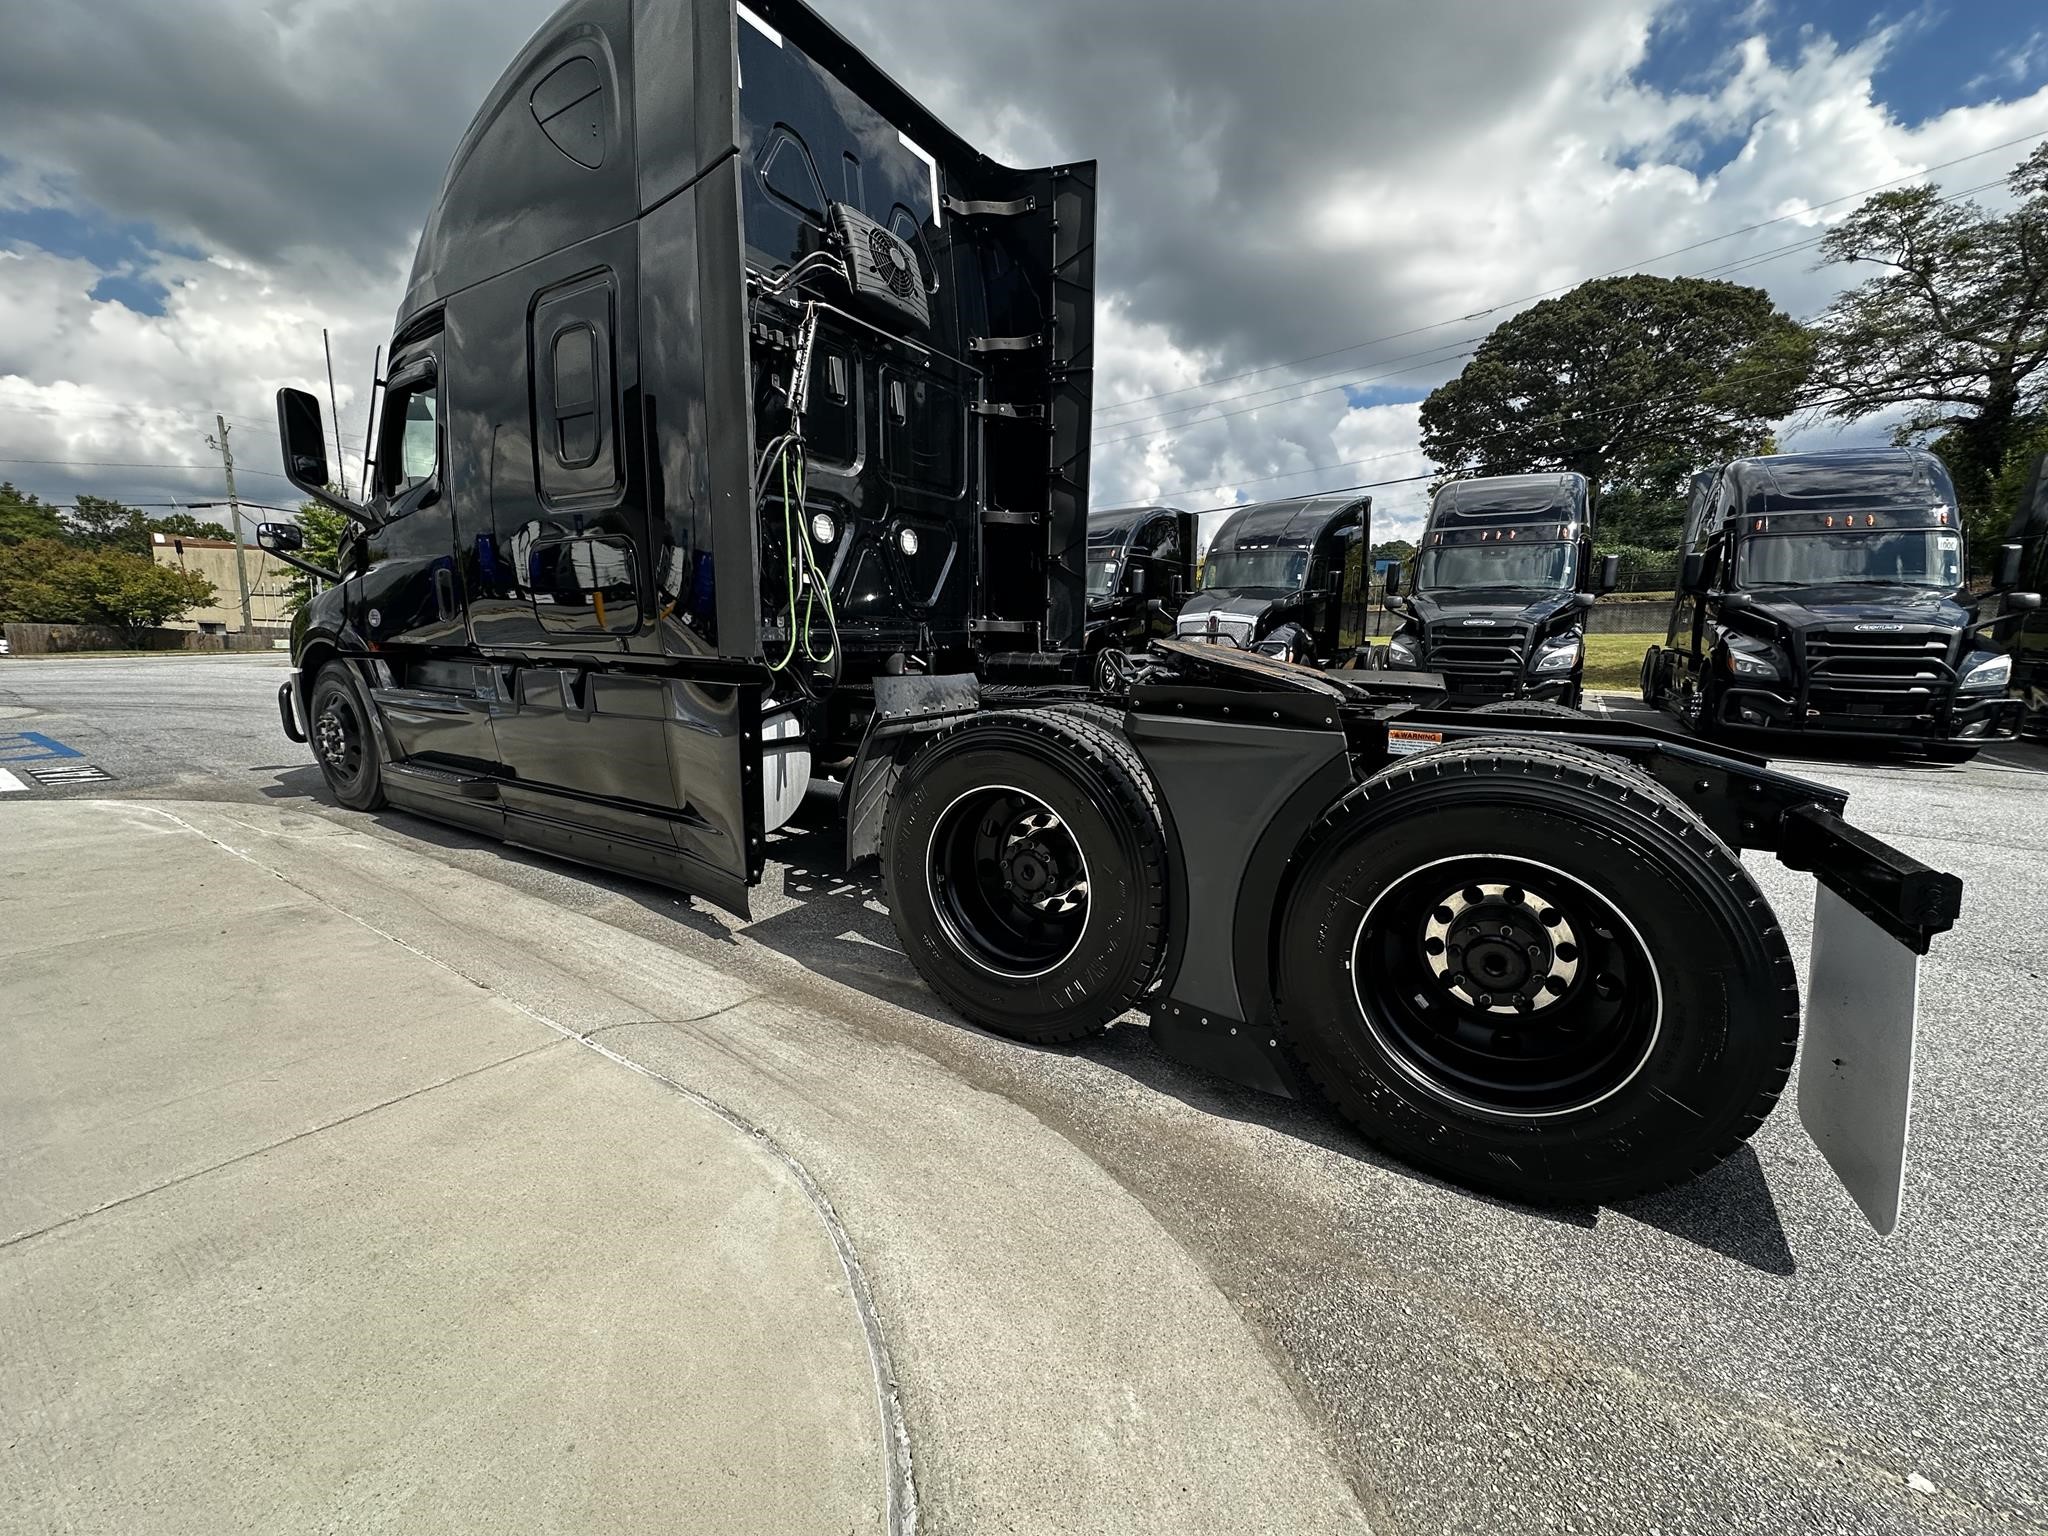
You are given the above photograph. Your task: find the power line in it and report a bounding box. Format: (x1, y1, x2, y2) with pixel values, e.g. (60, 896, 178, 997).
(1090, 334, 1484, 441)
(1094, 346, 1478, 451)
(1092, 125, 2048, 421)
(1094, 167, 2033, 461)
(0, 396, 366, 447)
(0, 456, 297, 483)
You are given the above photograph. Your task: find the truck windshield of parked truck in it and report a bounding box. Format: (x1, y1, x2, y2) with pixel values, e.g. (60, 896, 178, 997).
(1202, 548, 1309, 591)
(1738, 529, 1963, 589)
(1086, 556, 1122, 597)
(1418, 541, 1575, 591)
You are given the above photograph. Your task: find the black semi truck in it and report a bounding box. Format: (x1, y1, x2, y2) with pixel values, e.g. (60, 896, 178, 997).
(2000, 452, 2048, 736)
(1084, 504, 1197, 680)
(263, 0, 1966, 1228)
(1172, 493, 1372, 665)
(1378, 472, 1617, 706)
(1640, 449, 2036, 760)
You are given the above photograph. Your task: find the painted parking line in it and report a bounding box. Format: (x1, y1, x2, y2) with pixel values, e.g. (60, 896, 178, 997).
(0, 767, 27, 793)
(0, 730, 83, 763)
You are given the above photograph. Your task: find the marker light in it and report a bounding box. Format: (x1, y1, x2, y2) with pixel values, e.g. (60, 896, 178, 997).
(810, 512, 837, 545)
(898, 528, 920, 556)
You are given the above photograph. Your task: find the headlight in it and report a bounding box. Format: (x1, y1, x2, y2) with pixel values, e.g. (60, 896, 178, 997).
(1722, 642, 1779, 680)
(1386, 633, 1420, 667)
(1960, 652, 2011, 691)
(1531, 634, 1581, 674)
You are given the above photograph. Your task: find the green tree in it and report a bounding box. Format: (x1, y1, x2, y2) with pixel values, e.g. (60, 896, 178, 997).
(0, 482, 66, 546)
(1420, 275, 1813, 550)
(282, 501, 352, 615)
(63, 494, 153, 554)
(1810, 146, 2048, 562)
(1370, 538, 1416, 566)
(0, 539, 217, 629)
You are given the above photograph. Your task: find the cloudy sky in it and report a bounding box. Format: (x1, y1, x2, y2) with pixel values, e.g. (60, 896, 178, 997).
(1, 0, 2045, 544)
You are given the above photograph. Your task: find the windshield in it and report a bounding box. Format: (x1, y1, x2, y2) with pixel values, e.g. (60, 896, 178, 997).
(1417, 541, 1575, 592)
(1737, 530, 1962, 590)
(1086, 555, 1122, 597)
(1202, 547, 1309, 591)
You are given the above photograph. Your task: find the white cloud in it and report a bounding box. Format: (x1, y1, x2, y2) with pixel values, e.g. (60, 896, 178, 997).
(0, 0, 2045, 527)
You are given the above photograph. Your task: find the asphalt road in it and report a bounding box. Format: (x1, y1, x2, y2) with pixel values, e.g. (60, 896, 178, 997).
(3, 653, 2044, 1536)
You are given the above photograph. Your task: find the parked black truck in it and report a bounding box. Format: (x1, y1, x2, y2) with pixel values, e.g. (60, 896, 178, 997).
(1640, 449, 2036, 760)
(1172, 493, 1372, 665)
(261, 0, 1967, 1228)
(1378, 473, 1617, 706)
(1084, 504, 1197, 680)
(2000, 452, 2048, 736)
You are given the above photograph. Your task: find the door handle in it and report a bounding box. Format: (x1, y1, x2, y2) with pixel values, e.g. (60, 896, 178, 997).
(435, 567, 456, 622)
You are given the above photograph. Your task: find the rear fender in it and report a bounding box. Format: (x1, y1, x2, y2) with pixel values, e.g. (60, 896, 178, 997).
(844, 673, 980, 867)
(1122, 703, 1354, 1098)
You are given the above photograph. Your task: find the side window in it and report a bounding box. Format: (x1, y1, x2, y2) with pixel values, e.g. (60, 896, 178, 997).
(531, 271, 619, 506)
(1143, 517, 1180, 564)
(378, 383, 439, 500)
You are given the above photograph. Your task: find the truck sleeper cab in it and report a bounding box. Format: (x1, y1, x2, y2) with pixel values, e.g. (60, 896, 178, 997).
(1641, 449, 2033, 759)
(1173, 493, 1371, 666)
(266, 0, 1967, 1230)
(1084, 504, 1197, 680)
(1380, 472, 1617, 706)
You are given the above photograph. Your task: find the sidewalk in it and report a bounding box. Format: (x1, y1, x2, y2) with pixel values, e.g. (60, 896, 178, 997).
(0, 801, 886, 1535)
(1, 797, 1377, 1535)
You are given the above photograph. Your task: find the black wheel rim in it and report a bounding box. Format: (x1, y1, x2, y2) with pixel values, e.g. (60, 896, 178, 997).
(1350, 855, 1661, 1117)
(314, 691, 366, 784)
(926, 785, 1091, 979)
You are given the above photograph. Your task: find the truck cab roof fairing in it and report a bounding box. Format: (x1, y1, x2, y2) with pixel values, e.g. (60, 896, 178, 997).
(1209, 494, 1369, 553)
(1431, 472, 1588, 528)
(396, 0, 1039, 332)
(1721, 449, 1958, 522)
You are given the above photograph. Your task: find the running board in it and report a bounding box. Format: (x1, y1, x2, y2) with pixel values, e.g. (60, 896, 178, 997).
(386, 763, 501, 799)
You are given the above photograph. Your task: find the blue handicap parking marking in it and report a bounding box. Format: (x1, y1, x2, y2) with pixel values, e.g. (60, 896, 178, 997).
(0, 731, 84, 763)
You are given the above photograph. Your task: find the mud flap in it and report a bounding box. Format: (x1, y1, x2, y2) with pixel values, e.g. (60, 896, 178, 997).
(1799, 884, 1921, 1235)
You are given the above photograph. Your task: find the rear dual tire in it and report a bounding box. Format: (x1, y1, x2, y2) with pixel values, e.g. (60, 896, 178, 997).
(1276, 743, 1797, 1204)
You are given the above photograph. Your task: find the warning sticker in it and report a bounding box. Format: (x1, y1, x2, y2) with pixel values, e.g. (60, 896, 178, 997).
(1386, 728, 1445, 758)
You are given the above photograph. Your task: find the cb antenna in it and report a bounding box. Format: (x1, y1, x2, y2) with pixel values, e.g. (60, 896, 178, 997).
(322, 328, 349, 501)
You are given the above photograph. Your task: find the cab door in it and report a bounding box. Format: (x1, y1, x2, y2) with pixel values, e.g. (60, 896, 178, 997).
(351, 347, 505, 780)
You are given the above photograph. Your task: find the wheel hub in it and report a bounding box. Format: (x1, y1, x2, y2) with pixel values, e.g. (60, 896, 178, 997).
(1423, 882, 1579, 1014)
(315, 707, 351, 767)
(1001, 811, 1086, 914)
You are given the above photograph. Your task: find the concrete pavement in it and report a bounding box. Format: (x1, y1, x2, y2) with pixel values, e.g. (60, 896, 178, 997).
(1, 800, 887, 1535)
(0, 797, 1377, 1535)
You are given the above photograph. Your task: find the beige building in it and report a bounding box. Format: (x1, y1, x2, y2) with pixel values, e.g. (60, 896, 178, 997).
(148, 532, 295, 634)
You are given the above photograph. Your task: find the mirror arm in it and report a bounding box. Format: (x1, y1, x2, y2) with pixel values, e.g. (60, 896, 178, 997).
(307, 484, 382, 531)
(269, 548, 344, 585)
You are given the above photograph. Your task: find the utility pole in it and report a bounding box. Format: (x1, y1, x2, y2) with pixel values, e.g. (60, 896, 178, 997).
(209, 416, 255, 635)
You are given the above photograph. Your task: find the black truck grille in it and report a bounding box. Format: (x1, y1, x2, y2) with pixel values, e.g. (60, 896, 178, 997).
(1801, 626, 1955, 715)
(1426, 623, 1527, 690)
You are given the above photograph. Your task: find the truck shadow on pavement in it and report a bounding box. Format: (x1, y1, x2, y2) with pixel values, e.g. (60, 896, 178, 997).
(262, 766, 1796, 1277)
(745, 818, 1799, 1279)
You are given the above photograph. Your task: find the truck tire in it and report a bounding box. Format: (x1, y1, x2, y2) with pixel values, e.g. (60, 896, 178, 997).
(884, 708, 1168, 1044)
(308, 661, 387, 812)
(1274, 741, 1796, 1205)
(1640, 646, 1663, 707)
